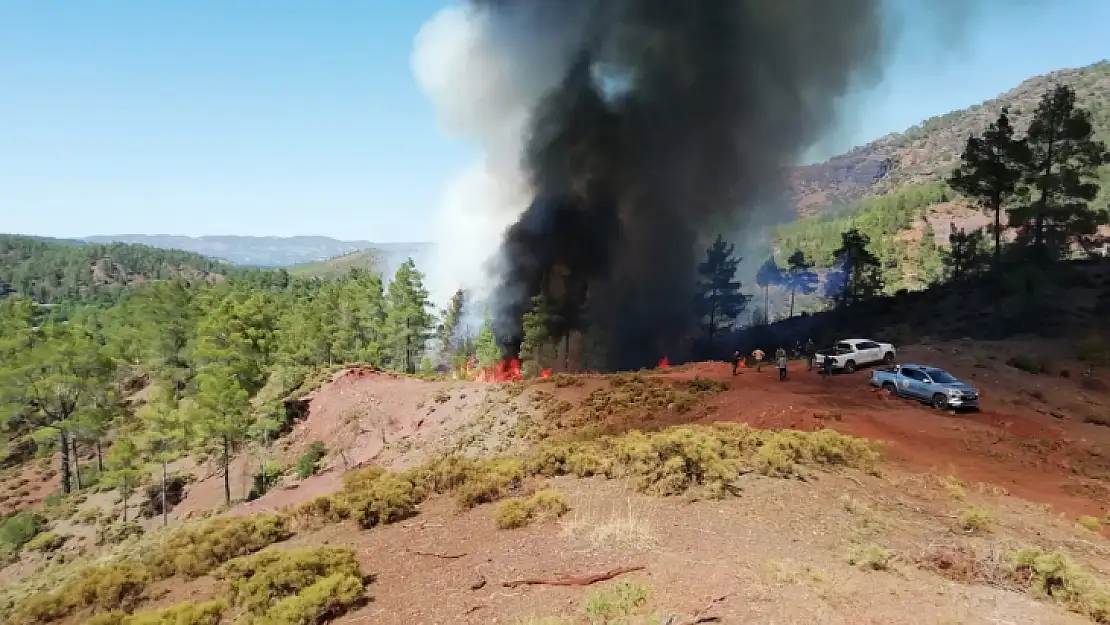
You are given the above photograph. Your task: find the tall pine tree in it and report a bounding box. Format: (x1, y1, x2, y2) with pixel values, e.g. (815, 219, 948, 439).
(783, 250, 818, 318)
(947, 107, 1029, 267)
(825, 229, 883, 308)
(1010, 85, 1109, 259)
(384, 259, 433, 374)
(694, 235, 749, 341)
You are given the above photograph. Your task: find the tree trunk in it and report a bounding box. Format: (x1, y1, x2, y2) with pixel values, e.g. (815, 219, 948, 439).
(161, 460, 169, 527)
(789, 286, 796, 319)
(222, 435, 232, 506)
(763, 286, 769, 321)
(991, 193, 1002, 269)
(96, 440, 104, 472)
(563, 333, 571, 372)
(122, 492, 128, 522)
(59, 429, 72, 495)
(71, 437, 83, 490)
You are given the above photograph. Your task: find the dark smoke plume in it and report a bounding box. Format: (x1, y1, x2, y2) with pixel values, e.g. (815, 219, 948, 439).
(473, 0, 890, 371)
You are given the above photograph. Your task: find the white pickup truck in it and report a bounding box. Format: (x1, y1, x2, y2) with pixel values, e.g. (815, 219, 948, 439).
(816, 338, 897, 374)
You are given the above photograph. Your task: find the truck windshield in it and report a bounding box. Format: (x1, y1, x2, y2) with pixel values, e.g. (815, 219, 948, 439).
(835, 343, 852, 351)
(926, 369, 957, 384)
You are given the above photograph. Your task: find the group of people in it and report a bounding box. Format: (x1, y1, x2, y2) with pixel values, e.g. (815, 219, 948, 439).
(730, 338, 829, 381)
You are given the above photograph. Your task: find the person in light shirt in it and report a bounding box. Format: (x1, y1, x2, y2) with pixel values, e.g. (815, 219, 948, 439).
(751, 348, 765, 372)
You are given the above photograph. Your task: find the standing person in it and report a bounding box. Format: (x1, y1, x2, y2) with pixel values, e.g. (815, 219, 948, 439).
(751, 348, 765, 372)
(776, 347, 788, 381)
(792, 340, 802, 359)
(805, 339, 816, 371)
(730, 351, 742, 376)
(823, 352, 834, 379)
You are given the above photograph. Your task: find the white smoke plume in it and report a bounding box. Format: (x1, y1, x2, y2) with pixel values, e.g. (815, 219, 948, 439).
(411, 2, 588, 309)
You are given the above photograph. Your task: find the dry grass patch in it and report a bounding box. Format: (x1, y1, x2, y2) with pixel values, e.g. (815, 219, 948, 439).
(561, 498, 657, 551)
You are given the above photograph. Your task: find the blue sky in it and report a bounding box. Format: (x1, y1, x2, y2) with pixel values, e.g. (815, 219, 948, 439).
(1, 1, 1108, 242)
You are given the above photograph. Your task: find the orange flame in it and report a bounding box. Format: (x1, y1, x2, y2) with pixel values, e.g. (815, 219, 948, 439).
(657, 356, 670, 369)
(540, 368, 552, 379)
(475, 358, 523, 382)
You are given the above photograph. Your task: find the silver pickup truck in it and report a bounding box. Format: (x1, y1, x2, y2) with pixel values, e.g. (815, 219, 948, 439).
(869, 364, 980, 411)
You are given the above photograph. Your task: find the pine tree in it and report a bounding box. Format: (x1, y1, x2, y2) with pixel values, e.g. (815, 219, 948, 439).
(436, 289, 466, 363)
(104, 436, 143, 522)
(384, 259, 433, 374)
(2, 320, 111, 493)
(944, 224, 989, 282)
(917, 223, 943, 286)
(783, 250, 818, 318)
(694, 235, 749, 341)
(1010, 85, 1109, 259)
(755, 257, 783, 321)
(519, 293, 555, 374)
(193, 364, 250, 506)
(138, 382, 192, 526)
(947, 107, 1029, 267)
(474, 315, 501, 367)
(826, 229, 883, 307)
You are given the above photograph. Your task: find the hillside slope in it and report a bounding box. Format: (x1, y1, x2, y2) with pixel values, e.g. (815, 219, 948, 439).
(0, 234, 231, 303)
(790, 60, 1110, 215)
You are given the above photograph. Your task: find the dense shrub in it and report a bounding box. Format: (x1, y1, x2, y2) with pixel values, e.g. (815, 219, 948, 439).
(95, 521, 145, 546)
(494, 490, 569, 529)
(249, 463, 285, 501)
(218, 546, 365, 624)
(0, 510, 43, 555)
(296, 441, 328, 479)
(1010, 547, 1110, 622)
(10, 561, 151, 624)
(145, 514, 292, 578)
(342, 471, 423, 528)
(24, 531, 67, 552)
(87, 600, 227, 625)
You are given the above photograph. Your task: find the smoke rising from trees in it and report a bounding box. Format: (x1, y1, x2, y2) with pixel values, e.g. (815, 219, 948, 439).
(412, 0, 1025, 371)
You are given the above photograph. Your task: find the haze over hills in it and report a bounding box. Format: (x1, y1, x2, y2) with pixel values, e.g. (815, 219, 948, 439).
(81, 234, 433, 269)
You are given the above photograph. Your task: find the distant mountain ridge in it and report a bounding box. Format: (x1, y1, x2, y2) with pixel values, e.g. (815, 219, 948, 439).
(81, 234, 433, 272)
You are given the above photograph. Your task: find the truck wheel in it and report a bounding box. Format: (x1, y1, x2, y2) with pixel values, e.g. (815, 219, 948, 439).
(932, 394, 949, 410)
(844, 360, 857, 374)
(882, 382, 897, 397)
(883, 352, 895, 364)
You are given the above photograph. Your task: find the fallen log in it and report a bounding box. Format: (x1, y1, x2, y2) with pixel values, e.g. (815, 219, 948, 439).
(501, 565, 645, 588)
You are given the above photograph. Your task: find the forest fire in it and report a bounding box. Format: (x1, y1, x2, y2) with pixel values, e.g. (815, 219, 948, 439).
(657, 357, 670, 370)
(474, 358, 522, 382)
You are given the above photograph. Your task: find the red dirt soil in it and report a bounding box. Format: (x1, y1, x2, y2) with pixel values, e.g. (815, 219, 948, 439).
(173, 345, 1110, 523)
(636, 359, 1110, 520)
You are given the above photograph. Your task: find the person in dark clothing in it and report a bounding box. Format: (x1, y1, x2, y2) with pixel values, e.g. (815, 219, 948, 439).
(823, 352, 834, 378)
(730, 351, 742, 376)
(805, 339, 816, 371)
(792, 340, 802, 359)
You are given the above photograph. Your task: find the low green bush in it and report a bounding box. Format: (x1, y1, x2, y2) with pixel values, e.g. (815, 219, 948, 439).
(296, 442, 328, 479)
